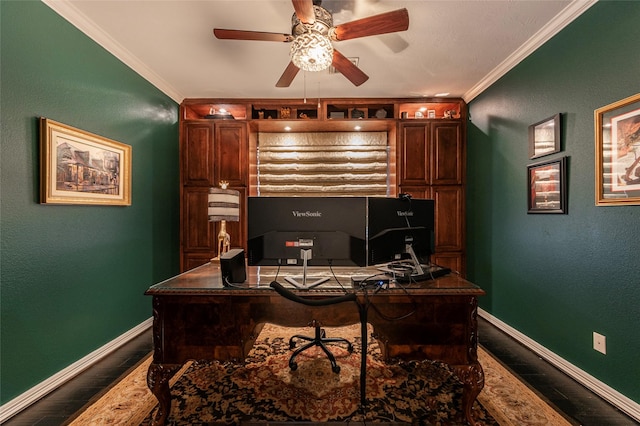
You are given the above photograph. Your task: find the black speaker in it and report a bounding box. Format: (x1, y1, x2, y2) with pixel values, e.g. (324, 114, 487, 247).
(220, 249, 246, 286)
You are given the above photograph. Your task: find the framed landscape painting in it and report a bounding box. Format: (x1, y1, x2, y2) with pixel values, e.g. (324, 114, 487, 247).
(40, 118, 132, 205)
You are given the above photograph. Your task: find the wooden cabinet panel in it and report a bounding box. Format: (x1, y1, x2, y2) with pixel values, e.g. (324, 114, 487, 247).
(431, 185, 465, 252)
(432, 252, 465, 276)
(182, 122, 214, 186)
(182, 252, 214, 272)
(431, 122, 463, 185)
(398, 186, 428, 199)
(214, 122, 247, 187)
(182, 187, 213, 252)
(399, 124, 429, 186)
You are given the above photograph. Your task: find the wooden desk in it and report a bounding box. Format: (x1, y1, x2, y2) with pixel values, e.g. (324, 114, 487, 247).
(145, 263, 485, 425)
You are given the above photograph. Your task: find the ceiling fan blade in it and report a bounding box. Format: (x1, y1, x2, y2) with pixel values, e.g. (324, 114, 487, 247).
(276, 61, 300, 87)
(292, 0, 315, 24)
(214, 28, 293, 42)
(332, 50, 369, 87)
(332, 8, 409, 41)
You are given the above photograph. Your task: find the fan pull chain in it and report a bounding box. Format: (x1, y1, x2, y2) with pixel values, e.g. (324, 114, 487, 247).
(303, 71, 307, 104)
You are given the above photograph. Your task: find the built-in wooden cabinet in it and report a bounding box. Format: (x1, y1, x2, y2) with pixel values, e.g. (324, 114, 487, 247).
(180, 118, 247, 271)
(398, 120, 466, 275)
(179, 98, 466, 274)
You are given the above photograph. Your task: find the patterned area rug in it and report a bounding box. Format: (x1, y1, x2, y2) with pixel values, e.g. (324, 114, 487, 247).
(67, 324, 572, 426)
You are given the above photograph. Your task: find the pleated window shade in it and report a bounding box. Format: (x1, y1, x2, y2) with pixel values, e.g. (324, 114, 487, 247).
(257, 132, 389, 197)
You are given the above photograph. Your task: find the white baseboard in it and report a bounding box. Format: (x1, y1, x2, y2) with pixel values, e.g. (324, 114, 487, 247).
(479, 308, 640, 422)
(0, 318, 152, 423)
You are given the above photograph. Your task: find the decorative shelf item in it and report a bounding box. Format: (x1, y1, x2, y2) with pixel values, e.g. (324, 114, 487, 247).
(351, 108, 365, 119)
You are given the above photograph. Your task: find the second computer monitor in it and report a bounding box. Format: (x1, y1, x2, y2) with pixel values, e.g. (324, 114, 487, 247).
(367, 196, 435, 266)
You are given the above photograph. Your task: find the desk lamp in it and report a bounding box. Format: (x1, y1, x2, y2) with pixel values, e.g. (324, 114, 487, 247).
(208, 181, 240, 260)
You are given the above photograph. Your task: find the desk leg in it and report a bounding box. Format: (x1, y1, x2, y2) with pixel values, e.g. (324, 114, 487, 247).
(452, 362, 484, 426)
(147, 362, 181, 426)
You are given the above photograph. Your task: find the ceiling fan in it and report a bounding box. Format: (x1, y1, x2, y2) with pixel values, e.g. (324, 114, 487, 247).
(213, 0, 409, 87)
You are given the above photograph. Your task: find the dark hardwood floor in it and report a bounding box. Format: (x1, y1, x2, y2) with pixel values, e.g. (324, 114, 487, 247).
(3, 318, 638, 425)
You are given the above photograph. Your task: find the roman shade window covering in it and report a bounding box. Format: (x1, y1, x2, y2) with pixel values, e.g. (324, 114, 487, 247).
(257, 132, 389, 197)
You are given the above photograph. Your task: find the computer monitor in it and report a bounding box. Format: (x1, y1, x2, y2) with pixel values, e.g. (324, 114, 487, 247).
(247, 196, 367, 287)
(367, 196, 435, 276)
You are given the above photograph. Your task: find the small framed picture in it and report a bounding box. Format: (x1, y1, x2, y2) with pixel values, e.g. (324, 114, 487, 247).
(414, 111, 424, 118)
(595, 93, 640, 206)
(529, 113, 561, 159)
(527, 156, 567, 214)
(427, 110, 436, 118)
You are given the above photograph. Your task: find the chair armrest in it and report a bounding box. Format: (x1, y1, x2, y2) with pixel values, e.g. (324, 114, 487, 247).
(270, 281, 356, 306)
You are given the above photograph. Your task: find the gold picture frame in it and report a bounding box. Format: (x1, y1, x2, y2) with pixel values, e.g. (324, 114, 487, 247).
(595, 93, 640, 206)
(40, 118, 132, 205)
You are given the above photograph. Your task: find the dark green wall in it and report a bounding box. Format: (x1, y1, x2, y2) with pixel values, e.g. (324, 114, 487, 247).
(467, 1, 639, 403)
(1, 1, 180, 403)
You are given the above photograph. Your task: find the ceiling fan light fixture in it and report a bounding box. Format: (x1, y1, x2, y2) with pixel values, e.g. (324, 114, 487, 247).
(290, 32, 334, 72)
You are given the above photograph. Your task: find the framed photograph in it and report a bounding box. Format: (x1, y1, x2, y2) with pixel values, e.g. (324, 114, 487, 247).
(529, 113, 561, 159)
(595, 93, 640, 206)
(528, 156, 567, 214)
(40, 118, 131, 205)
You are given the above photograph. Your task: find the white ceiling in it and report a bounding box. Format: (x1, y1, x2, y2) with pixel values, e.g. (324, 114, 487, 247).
(43, 0, 596, 104)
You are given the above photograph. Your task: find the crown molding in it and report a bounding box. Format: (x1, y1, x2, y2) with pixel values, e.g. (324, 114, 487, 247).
(42, 0, 183, 103)
(464, 0, 598, 103)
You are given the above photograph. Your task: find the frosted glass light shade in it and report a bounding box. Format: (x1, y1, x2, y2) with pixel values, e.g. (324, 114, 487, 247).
(290, 32, 334, 72)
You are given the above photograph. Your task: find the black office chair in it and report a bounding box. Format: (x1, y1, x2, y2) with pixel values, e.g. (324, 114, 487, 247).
(269, 281, 368, 406)
(288, 319, 353, 373)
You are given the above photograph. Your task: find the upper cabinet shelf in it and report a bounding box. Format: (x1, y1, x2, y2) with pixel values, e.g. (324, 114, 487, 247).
(251, 104, 318, 120)
(398, 101, 463, 120)
(181, 98, 466, 130)
(326, 102, 394, 120)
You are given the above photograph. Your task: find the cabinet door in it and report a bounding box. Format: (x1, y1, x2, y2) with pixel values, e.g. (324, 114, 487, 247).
(432, 252, 465, 277)
(399, 123, 430, 186)
(183, 252, 214, 272)
(182, 187, 214, 253)
(431, 185, 465, 252)
(431, 122, 463, 185)
(182, 122, 214, 186)
(398, 186, 428, 199)
(214, 122, 247, 187)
